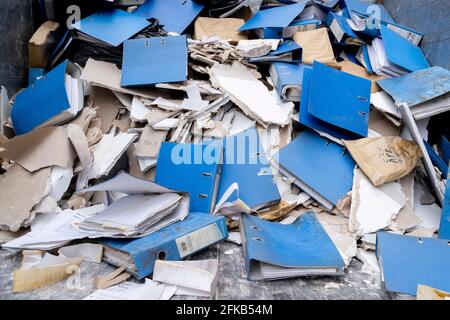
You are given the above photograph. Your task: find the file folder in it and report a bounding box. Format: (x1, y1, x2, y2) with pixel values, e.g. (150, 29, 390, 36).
(376, 231, 450, 296)
(377, 67, 450, 108)
(439, 170, 450, 240)
(134, 0, 204, 34)
(307, 61, 371, 137)
(215, 127, 280, 211)
(344, 0, 394, 25)
(380, 25, 430, 73)
(155, 142, 223, 214)
(273, 129, 355, 210)
(248, 40, 302, 63)
(121, 35, 188, 87)
(241, 212, 345, 281)
(101, 212, 228, 279)
(71, 9, 150, 47)
(298, 66, 357, 140)
(343, 0, 423, 44)
(326, 12, 365, 45)
(11, 60, 84, 135)
(239, 3, 307, 31)
(343, 0, 394, 37)
(269, 62, 307, 102)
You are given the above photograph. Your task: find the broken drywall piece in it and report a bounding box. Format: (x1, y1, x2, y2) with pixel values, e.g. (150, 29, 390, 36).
(77, 132, 137, 189)
(413, 181, 442, 232)
(67, 124, 92, 172)
(316, 212, 357, 267)
(91, 87, 121, 134)
(33, 196, 61, 215)
(226, 231, 242, 245)
(390, 173, 421, 231)
(344, 137, 421, 187)
(135, 126, 167, 159)
(49, 166, 74, 201)
(58, 243, 103, 263)
(401, 117, 429, 142)
(209, 62, 289, 127)
(370, 91, 401, 119)
(0, 126, 76, 172)
(152, 118, 180, 131)
(0, 164, 51, 231)
(153, 260, 219, 297)
(356, 249, 382, 289)
(131, 96, 152, 122)
(349, 169, 406, 236)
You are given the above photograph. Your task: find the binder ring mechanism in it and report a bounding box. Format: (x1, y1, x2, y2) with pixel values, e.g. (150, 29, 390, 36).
(157, 250, 167, 260)
(252, 237, 264, 243)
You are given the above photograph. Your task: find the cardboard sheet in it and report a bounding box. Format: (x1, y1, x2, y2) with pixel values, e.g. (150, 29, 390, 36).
(0, 126, 75, 172)
(293, 28, 337, 66)
(344, 137, 421, 187)
(194, 17, 247, 41)
(0, 164, 51, 231)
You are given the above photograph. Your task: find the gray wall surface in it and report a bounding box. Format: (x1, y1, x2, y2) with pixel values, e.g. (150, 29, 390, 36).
(383, 0, 450, 70)
(0, 0, 34, 94)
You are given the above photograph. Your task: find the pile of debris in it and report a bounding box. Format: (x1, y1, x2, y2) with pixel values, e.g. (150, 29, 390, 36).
(0, 0, 449, 300)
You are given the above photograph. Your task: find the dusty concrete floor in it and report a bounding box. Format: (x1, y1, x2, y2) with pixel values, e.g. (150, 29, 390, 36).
(0, 242, 390, 300)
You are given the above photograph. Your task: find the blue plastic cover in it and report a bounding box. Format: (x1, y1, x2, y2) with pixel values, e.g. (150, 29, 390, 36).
(380, 25, 430, 73)
(274, 129, 355, 206)
(214, 127, 280, 210)
(72, 9, 150, 47)
(121, 35, 188, 87)
(376, 231, 450, 296)
(299, 66, 358, 140)
(239, 3, 307, 31)
(308, 61, 371, 137)
(134, 0, 204, 34)
(377, 66, 450, 107)
(101, 212, 228, 279)
(155, 142, 223, 214)
(12, 60, 72, 135)
(241, 212, 345, 280)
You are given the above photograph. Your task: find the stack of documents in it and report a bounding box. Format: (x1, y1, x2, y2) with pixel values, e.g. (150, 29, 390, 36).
(377, 66, 450, 119)
(367, 26, 430, 77)
(77, 172, 189, 238)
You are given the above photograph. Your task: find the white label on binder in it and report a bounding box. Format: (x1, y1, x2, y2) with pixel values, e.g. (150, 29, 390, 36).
(176, 223, 223, 257)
